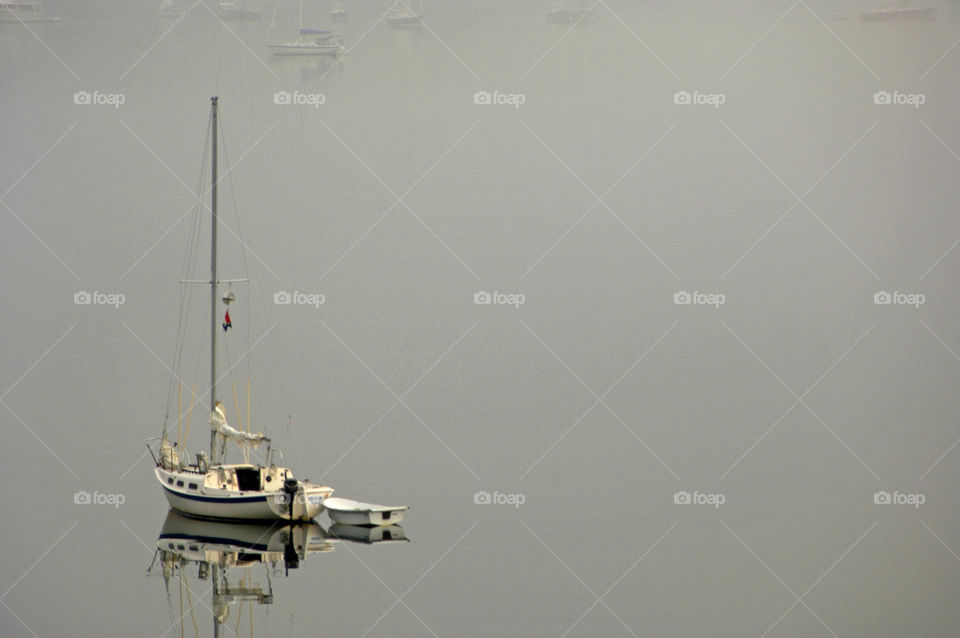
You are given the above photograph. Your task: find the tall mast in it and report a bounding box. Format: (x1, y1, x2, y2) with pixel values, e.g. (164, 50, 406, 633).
(209, 96, 219, 462)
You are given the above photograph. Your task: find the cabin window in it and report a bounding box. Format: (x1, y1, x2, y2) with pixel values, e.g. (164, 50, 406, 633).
(189, 545, 198, 551)
(234, 467, 262, 492)
(176, 480, 184, 487)
(167, 477, 173, 484)
(188, 483, 198, 490)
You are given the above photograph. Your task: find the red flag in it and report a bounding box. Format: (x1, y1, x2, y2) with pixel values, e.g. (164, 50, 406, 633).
(223, 310, 232, 332)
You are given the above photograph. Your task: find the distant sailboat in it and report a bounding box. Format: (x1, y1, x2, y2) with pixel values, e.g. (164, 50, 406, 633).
(270, 0, 344, 57)
(218, 0, 261, 20)
(157, 0, 185, 17)
(147, 97, 335, 522)
(384, 0, 421, 27)
(860, 1, 936, 20)
(0, 0, 60, 22)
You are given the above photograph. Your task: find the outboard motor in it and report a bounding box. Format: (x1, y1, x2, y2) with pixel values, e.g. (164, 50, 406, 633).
(283, 478, 299, 520)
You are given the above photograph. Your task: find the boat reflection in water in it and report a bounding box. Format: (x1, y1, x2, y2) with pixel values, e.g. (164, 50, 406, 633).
(149, 510, 407, 636)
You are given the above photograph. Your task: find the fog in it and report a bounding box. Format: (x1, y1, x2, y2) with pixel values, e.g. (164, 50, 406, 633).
(2, 0, 960, 636)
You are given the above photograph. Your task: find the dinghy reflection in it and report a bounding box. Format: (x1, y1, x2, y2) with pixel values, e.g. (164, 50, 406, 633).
(149, 510, 406, 636)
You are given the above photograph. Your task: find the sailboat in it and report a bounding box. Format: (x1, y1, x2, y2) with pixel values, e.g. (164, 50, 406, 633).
(269, 0, 344, 57)
(0, 0, 60, 22)
(384, 0, 421, 27)
(148, 97, 334, 522)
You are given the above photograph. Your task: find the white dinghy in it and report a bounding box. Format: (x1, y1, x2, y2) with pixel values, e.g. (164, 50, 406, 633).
(323, 497, 408, 526)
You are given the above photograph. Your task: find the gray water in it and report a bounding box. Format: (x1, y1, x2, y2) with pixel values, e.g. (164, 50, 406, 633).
(3, 0, 960, 635)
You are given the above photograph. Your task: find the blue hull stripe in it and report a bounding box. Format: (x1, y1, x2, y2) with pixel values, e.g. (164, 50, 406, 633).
(163, 485, 270, 504)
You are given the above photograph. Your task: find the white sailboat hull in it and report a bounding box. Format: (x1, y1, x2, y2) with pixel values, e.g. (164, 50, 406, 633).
(156, 466, 333, 522)
(269, 43, 342, 56)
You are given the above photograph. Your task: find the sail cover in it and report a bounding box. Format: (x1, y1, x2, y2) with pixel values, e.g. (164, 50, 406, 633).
(210, 403, 267, 446)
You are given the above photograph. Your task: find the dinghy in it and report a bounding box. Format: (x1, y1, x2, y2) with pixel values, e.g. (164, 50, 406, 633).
(323, 497, 408, 526)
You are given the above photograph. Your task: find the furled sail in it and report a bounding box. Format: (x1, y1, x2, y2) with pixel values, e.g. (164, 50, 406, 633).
(209, 402, 267, 447)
